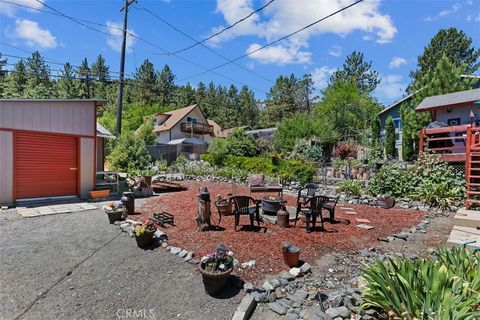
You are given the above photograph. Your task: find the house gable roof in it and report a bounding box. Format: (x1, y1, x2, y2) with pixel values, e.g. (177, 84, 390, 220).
(152, 104, 201, 133)
(416, 88, 480, 112)
(378, 93, 415, 116)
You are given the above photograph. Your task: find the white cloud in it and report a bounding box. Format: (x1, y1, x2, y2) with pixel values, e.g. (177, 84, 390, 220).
(467, 12, 480, 22)
(328, 45, 342, 57)
(106, 21, 137, 53)
(211, 0, 397, 65)
(0, 0, 44, 17)
(311, 66, 337, 90)
(439, 2, 461, 16)
(246, 43, 311, 65)
(375, 74, 407, 104)
(424, 2, 462, 21)
(13, 19, 57, 49)
(389, 56, 407, 69)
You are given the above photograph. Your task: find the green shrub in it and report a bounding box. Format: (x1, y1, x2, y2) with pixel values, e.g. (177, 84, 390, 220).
(368, 154, 465, 208)
(278, 160, 316, 184)
(287, 138, 323, 163)
(384, 116, 396, 159)
(206, 138, 229, 165)
(107, 133, 153, 174)
(225, 129, 258, 157)
(361, 246, 480, 319)
(368, 164, 411, 197)
(338, 180, 363, 196)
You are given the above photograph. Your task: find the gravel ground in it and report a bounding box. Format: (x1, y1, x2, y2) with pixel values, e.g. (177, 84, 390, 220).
(0, 203, 240, 320)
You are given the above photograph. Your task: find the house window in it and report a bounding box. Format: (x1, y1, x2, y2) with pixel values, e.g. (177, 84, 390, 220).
(392, 118, 402, 129)
(187, 117, 197, 123)
(447, 118, 461, 126)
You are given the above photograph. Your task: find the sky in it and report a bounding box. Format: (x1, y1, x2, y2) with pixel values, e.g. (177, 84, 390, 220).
(0, 0, 479, 106)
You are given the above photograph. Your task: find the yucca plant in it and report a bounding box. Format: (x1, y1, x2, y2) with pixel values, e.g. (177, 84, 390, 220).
(360, 247, 480, 319)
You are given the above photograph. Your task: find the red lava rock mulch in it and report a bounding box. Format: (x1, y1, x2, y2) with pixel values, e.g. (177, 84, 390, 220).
(136, 181, 424, 282)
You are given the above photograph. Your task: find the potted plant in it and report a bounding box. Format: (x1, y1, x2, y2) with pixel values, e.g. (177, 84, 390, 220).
(282, 241, 300, 268)
(102, 201, 126, 224)
(198, 244, 234, 295)
(215, 194, 232, 216)
(134, 221, 157, 248)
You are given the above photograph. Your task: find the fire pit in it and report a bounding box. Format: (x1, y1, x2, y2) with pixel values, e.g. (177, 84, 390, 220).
(261, 197, 285, 216)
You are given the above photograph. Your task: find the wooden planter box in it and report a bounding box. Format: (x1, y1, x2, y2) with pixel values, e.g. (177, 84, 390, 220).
(90, 190, 110, 199)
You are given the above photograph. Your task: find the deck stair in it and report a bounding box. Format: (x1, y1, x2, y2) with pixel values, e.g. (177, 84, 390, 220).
(447, 225, 480, 248)
(466, 127, 480, 209)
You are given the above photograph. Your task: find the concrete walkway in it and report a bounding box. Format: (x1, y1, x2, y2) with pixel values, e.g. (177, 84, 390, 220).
(16, 202, 98, 218)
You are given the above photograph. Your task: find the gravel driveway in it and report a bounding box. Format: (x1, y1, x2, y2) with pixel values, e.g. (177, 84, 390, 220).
(0, 204, 239, 320)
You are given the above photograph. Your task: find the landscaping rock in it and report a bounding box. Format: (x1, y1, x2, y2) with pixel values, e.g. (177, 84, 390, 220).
(169, 247, 181, 254)
(330, 295, 344, 308)
(243, 282, 254, 292)
(262, 280, 275, 291)
(336, 306, 351, 318)
(153, 230, 167, 239)
(279, 270, 295, 281)
(300, 262, 312, 274)
(268, 302, 287, 315)
(325, 308, 340, 318)
(178, 249, 188, 258)
(268, 292, 277, 302)
(252, 290, 269, 303)
(187, 259, 199, 265)
(232, 294, 256, 320)
(289, 267, 302, 278)
(184, 251, 194, 261)
(269, 278, 281, 288)
(393, 233, 409, 240)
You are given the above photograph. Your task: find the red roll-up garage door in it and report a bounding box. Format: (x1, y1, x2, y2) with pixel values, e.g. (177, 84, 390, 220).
(15, 132, 78, 199)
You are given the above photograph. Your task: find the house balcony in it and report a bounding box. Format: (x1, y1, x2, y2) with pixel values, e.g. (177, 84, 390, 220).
(419, 124, 472, 162)
(180, 122, 214, 135)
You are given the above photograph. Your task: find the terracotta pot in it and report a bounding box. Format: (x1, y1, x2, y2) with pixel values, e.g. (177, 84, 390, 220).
(363, 172, 369, 180)
(283, 251, 300, 268)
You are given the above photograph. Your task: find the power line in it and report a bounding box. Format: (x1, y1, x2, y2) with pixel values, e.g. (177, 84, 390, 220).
(179, 0, 364, 83)
(0, 50, 137, 78)
(167, 0, 275, 55)
(134, 5, 273, 84)
(26, 0, 267, 94)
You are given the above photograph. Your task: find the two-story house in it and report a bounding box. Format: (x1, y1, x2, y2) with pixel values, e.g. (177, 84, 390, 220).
(148, 104, 214, 145)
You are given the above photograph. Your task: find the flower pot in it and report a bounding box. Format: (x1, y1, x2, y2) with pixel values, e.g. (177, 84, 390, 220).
(377, 197, 395, 209)
(90, 189, 110, 199)
(106, 209, 124, 224)
(198, 264, 232, 295)
(135, 230, 155, 248)
(283, 251, 300, 268)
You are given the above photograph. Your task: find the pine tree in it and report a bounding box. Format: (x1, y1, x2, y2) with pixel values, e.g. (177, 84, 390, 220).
(384, 116, 396, 159)
(25, 51, 52, 98)
(371, 114, 381, 144)
(400, 104, 415, 161)
(237, 85, 259, 128)
(3, 60, 28, 98)
(410, 27, 480, 83)
(133, 59, 157, 104)
(329, 51, 380, 94)
(0, 53, 7, 97)
(263, 74, 300, 127)
(77, 58, 92, 98)
(156, 64, 176, 106)
(91, 55, 110, 98)
(56, 62, 79, 98)
(174, 83, 196, 108)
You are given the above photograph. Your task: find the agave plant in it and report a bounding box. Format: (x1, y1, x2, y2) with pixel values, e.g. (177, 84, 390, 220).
(360, 247, 480, 320)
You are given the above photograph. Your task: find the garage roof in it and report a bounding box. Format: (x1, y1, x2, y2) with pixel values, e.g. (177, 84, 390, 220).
(0, 98, 107, 105)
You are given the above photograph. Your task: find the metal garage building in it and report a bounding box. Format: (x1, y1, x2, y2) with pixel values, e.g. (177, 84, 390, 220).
(0, 99, 106, 205)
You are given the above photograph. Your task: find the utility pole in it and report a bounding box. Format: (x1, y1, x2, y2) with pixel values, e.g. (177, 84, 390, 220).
(116, 0, 137, 136)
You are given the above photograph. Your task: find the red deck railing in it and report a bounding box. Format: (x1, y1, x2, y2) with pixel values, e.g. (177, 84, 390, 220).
(419, 124, 472, 162)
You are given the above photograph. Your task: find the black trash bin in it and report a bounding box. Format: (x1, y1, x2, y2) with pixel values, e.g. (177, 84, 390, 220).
(122, 191, 135, 215)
